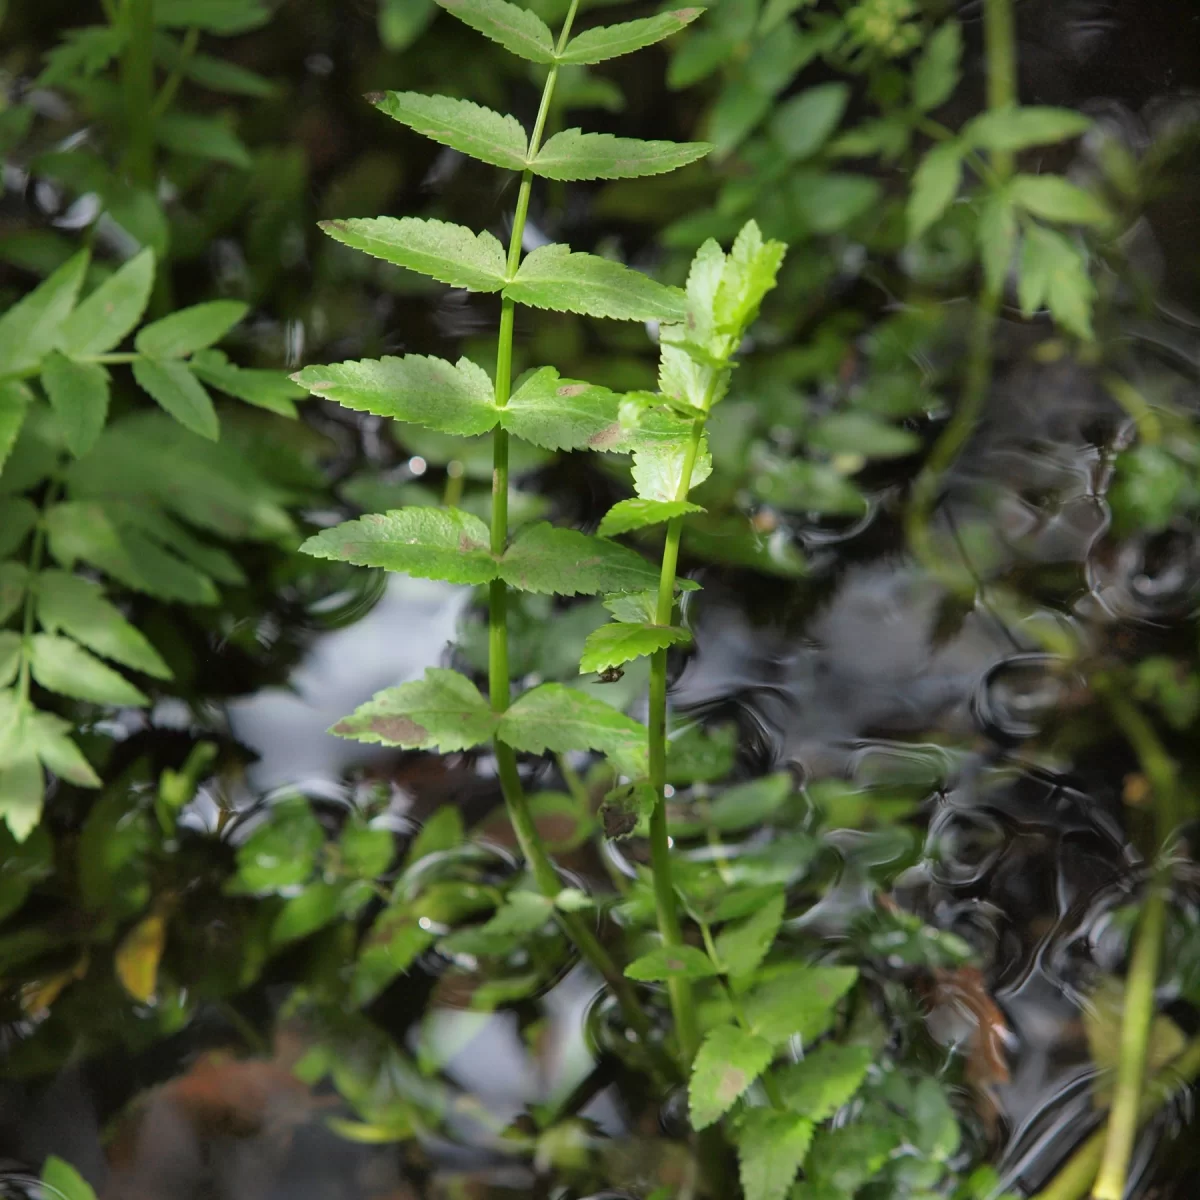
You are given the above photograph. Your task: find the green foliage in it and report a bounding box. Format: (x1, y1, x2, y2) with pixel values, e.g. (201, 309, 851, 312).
(689, 1024, 774, 1128)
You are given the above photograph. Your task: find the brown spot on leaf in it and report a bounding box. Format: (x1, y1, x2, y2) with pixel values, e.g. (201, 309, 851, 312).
(557, 383, 588, 397)
(363, 92, 386, 105)
(587, 422, 623, 450)
(673, 7, 702, 18)
(363, 715, 427, 743)
(318, 219, 347, 232)
(601, 803, 637, 839)
(716, 1068, 748, 1106)
(665, 957, 684, 972)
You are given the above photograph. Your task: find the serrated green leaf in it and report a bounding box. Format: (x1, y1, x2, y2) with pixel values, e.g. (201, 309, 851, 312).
(499, 367, 621, 451)
(319, 216, 509, 292)
(29, 634, 148, 706)
(404, 805, 464, 866)
(560, 8, 703, 64)
(270, 880, 343, 946)
(597, 498, 705, 537)
(30, 712, 100, 789)
(625, 942, 720, 982)
(36, 569, 172, 679)
(689, 1024, 774, 1129)
(0, 250, 89, 377)
(0, 634, 21, 687)
(777, 1043, 872, 1120)
(632, 437, 713, 502)
(339, 815, 395, 879)
(978, 189, 1017, 296)
(155, 0, 271, 33)
(294, 355, 497, 435)
(738, 1109, 814, 1200)
(370, 91, 528, 172)
(716, 889, 783, 978)
(189, 349, 305, 417)
(131, 358, 219, 440)
(499, 522, 659, 595)
(232, 794, 324, 894)
(302, 508, 497, 584)
(505, 244, 686, 323)
(966, 106, 1090, 152)
(907, 141, 963, 240)
(912, 20, 961, 112)
(769, 84, 849, 162)
(0, 751, 43, 842)
(40, 352, 110, 459)
(497, 682, 645, 764)
(532, 129, 712, 181)
(37, 26, 125, 88)
(135, 299, 248, 358)
(57, 247, 154, 357)
(330, 668, 497, 751)
(580, 621, 688, 674)
(711, 219, 787, 336)
(602, 589, 657, 624)
(42, 1157, 97, 1200)
(435, 0, 554, 62)
(1010, 174, 1111, 227)
(1019, 223, 1095, 339)
(443, 891, 555, 954)
(0, 564, 26, 624)
(745, 965, 858, 1045)
(0, 384, 31, 478)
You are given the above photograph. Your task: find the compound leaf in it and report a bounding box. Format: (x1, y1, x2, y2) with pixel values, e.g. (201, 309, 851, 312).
(57, 247, 154, 357)
(907, 140, 963, 240)
(36, 568, 172, 679)
(505, 244, 686, 323)
(625, 943, 720, 982)
(131, 357, 219, 440)
(715, 889, 784, 978)
(738, 1109, 815, 1200)
(29, 634, 149, 706)
(301, 508, 498, 584)
(689, 1024, 774, 1130)
(746, 965, 858, 1045)
(499, 367, 621, 451)
(532, 129, 712, 181)
(579, 621, 688, 674)
(966, 105, 1090, 152)
(318, 216, 508, 292)
(189, 349, 305, 417)
(0, 250, 89, 377)
(560, 9, 704, 64)
(499, 522, 659, 595)
(331, 668, 497, 751)
(498, 682, 645, 763)
(293, 354, 498, 435)
(40, 352, 110, 458)
(434, 0, 554, 62)
(598, 497, 704, 537)
(777, 1043, 873, 1120)
(134, 299, 247, 358)
(370, 91, 528, 172)
(1010, 174, 1111, 227)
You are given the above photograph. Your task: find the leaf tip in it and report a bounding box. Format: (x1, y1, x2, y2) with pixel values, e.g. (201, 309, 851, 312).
(364, 91, 386, 107)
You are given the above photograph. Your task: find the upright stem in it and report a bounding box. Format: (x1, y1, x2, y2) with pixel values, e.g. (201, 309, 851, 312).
(120, 0, 156, 189)
(484, 0, 672, 1079)
(647, 416, 708, 1066)
(906, 0, 1016, 586)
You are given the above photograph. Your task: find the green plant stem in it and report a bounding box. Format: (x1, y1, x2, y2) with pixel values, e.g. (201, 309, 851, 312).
(120, 0, 157, 189)
(647, 415, 708, 1067)
(1087, 677, 1179, 1200)
(479, 0, 673, 1081)
(1033, 1034, 1200, 1200)
(906, 0, 1016, 589)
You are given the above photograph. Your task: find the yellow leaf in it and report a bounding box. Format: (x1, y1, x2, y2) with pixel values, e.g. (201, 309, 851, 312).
(115, 911, 167, 1002)
(19, 953, 89, 1018)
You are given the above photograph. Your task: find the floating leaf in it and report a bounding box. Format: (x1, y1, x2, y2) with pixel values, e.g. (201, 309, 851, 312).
(499, 522, 659, 595)
(498, 682, 645, 765)
(114, 910, 166, 1002)
(505, 244, 686, 323)
(579, 621, 688, 674)
(57, 247, 154, 357)
(625, 943, 720, 982)
(131, 357, 219, 440)
(370, 91, 528, 172)
(294, 355, 497, 435)
(232, 794, 324, 894)
(0, 250, 88, 377)
(1010, 174, 1111, 227)
(689, 1024, 774, 1129)
(500, 367, 621, 451)
(560, 9, 703, 64)
(532, 129, 712, 181)
(434, 0, 555, 62)
(331, 668, 497, 751)
(908, 141, 963, 240)
(319, 216, 509, 292)
(966, 106, 1090, 152)
(135, 299, 248, 358)
(738, 1109, 815, 1200)
(598, 497, 704, 537)
(40, 352, 109, 458)
(301, 508, 498, 584)
(29, 634, 149, 706)
(36, 569, 172, 679)
(912, 20, 961, 112)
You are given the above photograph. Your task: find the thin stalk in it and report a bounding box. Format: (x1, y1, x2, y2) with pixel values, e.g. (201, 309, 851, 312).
(1089, 677, 1179, 1200)
(648, 416, 708, 1066)
(120, 0, 157, 189)
(906, 0, 1016, 587)
(483, 0, 673, 1080)
(16, 484, 58, 703)
(149, 25, 200, 122)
